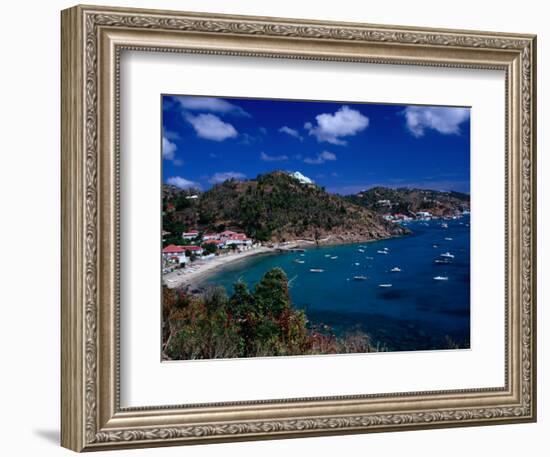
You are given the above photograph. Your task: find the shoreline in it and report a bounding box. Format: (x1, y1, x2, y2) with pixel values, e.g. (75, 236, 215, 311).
(163, 235, 404, 291)
(163, 215, 466, 291)
(163, 246, 275, 290)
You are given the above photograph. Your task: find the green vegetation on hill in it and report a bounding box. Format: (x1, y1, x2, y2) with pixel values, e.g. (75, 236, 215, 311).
(162, 268, 376, 360)
(163, 172, 406, 244)
(346, 186, 470, 218)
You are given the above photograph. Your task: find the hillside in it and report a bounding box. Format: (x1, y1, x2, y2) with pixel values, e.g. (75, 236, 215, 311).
(163, 172, 407, 244)
(346, 186, 470, 218)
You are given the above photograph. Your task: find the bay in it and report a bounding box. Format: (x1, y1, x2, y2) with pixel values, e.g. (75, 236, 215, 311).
(201, 217, 470, 352)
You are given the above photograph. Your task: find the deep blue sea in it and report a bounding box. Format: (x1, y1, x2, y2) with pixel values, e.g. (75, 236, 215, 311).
(201, 217, 470, 351)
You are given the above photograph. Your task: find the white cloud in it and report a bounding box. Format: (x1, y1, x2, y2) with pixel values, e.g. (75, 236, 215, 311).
(162, 137, 177, 160)
(175, 96, 250, 116)
(305, 106, 369, 145)
(166, 176, 201, 190)
(260, 151, 288, 162)
(185, 113, 238, 141)
(403, 106, 470, 137)
(303, 150, 337, 165)
(208, 171, 246, 184)
(162, 137, 182, 166)
(278, 126, 303, 141)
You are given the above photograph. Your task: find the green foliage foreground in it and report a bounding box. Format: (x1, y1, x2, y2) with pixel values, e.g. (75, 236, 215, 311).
(163, 267, 376, 360)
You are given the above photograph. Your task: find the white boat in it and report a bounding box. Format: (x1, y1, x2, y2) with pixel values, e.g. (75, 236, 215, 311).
(377, 250, 389, 255)
(433, 244, 439, 248)
(433, 276, 449, 281)
(378, 284, 392, 288)
(440, 252, 455, 259)
(365, 256, 374, 260)
(354, 262, 360, 266)
(444, 237, 453, 241)
(330, 256, 338, 259)
(441, 223, 449, 228)
(434, 259, 452, 264)
(293, 259, 305, 264)
(390, 267, 402, 272)
(324, 254, 331, 258)
(358, 249, 365, 253)
(309, 268, 324, 273)
(353, 275, 368, 281)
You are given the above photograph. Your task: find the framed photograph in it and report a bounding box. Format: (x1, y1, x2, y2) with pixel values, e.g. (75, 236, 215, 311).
(61, 4, 537, 452)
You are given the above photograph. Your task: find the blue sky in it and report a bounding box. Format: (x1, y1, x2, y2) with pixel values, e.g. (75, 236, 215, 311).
(162, 95, 470, 195)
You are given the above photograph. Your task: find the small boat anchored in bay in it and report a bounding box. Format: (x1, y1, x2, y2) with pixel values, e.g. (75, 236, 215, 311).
(378, 284, 393, 288)
(309, 268, 324, 273)
(353, 275, 368, 281)
(440, 252, 455, 259)
(390, 267, 402, 272)
(433, 276, 449, 281)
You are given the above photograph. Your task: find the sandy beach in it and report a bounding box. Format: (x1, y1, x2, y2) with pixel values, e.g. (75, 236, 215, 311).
(162, 235, 402, 291)
(163, 246, 275, 289)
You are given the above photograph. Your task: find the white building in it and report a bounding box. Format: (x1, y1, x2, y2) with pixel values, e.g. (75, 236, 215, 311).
(289, 171, 314, 185)
(224, 234, 253, 247)
(416, 211, 432, 219)
(162, 245, 189, 265)
(181, 230, 199, 240)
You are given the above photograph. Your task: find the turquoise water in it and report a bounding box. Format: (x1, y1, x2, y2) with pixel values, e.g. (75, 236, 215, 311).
(201, 217, 470, 351)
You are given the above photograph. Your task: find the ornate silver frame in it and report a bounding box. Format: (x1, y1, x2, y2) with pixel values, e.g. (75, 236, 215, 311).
(61, 4, 537, 452)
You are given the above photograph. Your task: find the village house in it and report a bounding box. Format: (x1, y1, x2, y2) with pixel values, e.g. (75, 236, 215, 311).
(181, 230, 199, 240)
(203, 239, 225, 248)
(162, 244, 189, 265)
(181, 245, 204, 256)
(202, 233, 220, 241)
(224, 233, 253, 247)
(219, 230, 240, 240)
